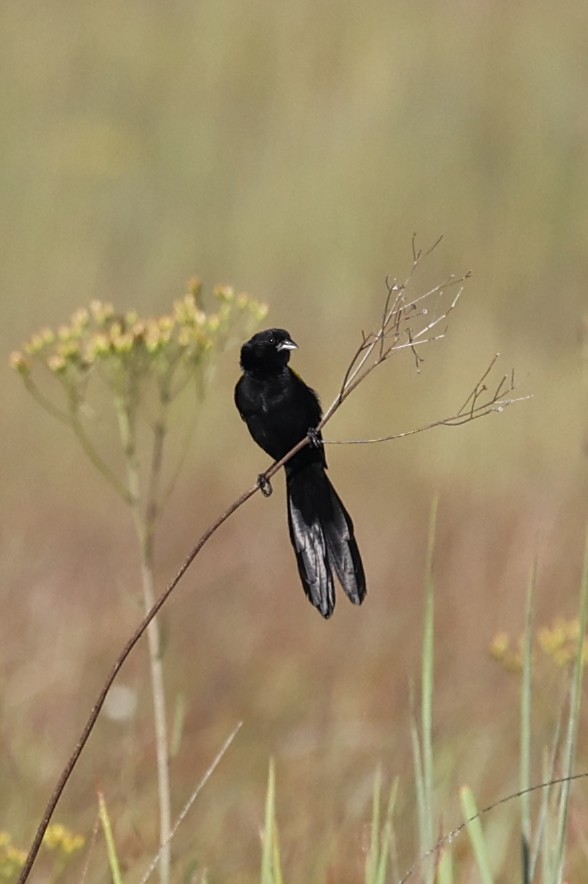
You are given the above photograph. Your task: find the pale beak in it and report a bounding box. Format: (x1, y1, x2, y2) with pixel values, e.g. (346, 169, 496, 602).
(277, 338, 298, 351)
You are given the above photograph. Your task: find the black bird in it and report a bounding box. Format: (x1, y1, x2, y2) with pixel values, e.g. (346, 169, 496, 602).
(234, 328, 366, 618)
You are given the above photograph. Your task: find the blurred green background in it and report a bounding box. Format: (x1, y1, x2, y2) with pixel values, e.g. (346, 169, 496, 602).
(2, 0, 588, 880)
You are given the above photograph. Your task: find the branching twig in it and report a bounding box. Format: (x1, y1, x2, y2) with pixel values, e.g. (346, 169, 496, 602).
(17, 243, 527, 883)
(326, 356, 531, 446)
(323, 241, 471, 424)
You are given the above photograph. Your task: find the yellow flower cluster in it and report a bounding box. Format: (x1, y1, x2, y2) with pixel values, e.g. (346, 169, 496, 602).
(538, 617, 588, 668)
(43, 822, 85, 855)
(490, 617, 587, 673)
(0, 832, 26, 881)
(489, 631, 523, 673)
(9, 280, 268, 379)
(0, 825, 87, 880)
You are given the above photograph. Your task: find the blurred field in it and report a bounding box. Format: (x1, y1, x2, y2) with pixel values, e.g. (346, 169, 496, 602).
(2, 0, 588, 880)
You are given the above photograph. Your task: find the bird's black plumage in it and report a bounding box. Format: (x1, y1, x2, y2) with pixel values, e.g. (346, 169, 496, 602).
(234, 328, 366, 618)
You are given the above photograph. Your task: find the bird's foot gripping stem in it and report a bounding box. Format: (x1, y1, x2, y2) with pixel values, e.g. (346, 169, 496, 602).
(306, 428, 323, 448)
(257, 473, 273, 497)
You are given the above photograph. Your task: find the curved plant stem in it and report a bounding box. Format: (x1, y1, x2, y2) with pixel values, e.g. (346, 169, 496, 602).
(69, 408, 133, 503)
(22, 375, 71, 425)
(16, 478, 259, 884)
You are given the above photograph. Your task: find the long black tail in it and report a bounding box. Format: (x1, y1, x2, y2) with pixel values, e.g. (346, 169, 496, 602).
(286, 463, 366, 618)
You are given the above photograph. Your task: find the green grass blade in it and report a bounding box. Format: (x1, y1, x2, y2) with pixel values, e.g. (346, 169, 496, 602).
(410, 709, 426, 853)
(538, 748, 555, 883)
(365, 766, 382, 884)
(460, 786, 494, 884)
(272, 830, 284, 884)
(520, 559, 536, 882)
(386, 778, 401, 883)
(409, 499, 438, 884)
(421, 497, 438, 882)
(436, 841, 454, 884)
(375, 777, 399, 884)
(260, 759, 275, 884)
(365, 774, 399, 884)
(531, 697, 567, 881)
(97, 789, 123, 884)
(261, 758, 283, 884)
(554, 529, 588, 883)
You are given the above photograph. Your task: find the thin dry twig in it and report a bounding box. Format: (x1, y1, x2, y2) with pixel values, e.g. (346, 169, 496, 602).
(140, 721, 243, 883)
(397, 771, 588, 883)
(17, 241, 526, 883)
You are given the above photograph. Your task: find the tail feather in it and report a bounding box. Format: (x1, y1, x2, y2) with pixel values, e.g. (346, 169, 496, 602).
(286, 463, 366, 618)
(323, 483, 366, 606)
(287, 493, 335, 617)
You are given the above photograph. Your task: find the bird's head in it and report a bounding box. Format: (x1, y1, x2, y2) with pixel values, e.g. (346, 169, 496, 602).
(240, 328, 298, 372)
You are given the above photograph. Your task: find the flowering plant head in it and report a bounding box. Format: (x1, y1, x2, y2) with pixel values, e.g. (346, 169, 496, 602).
(10, 280, 268, 394)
